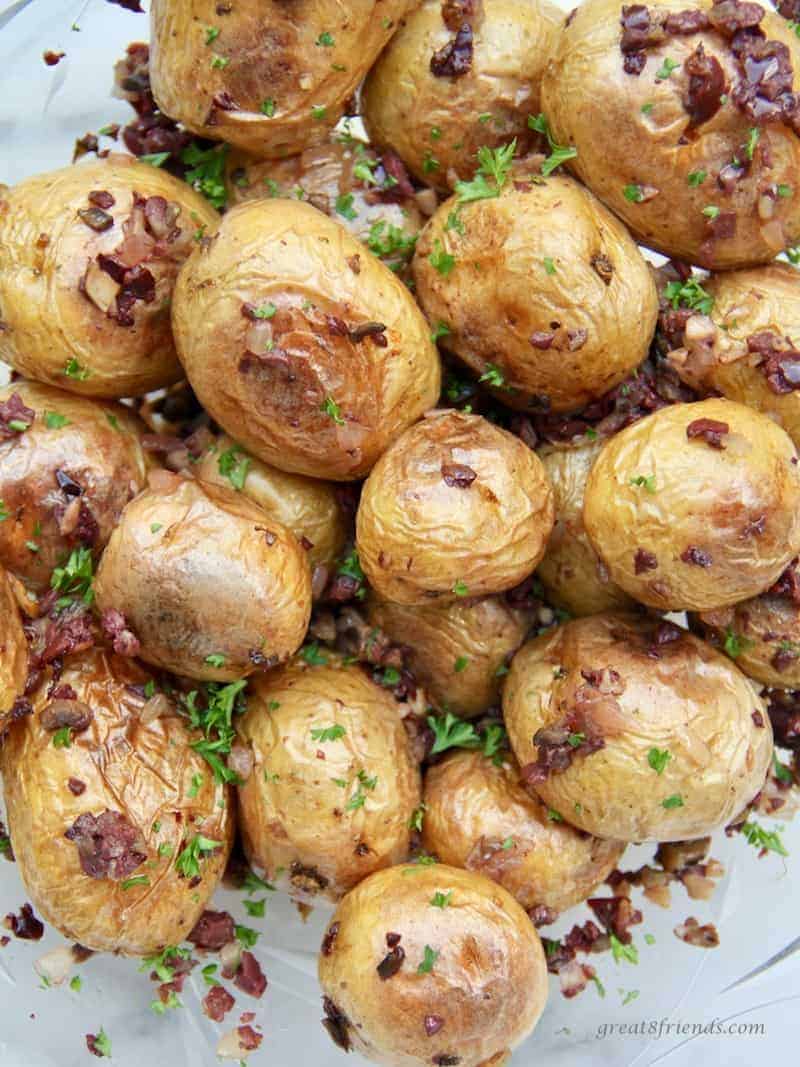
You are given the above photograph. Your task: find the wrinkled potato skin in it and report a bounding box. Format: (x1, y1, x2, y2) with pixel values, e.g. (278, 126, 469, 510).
(695, 595, 800, 689)
(150, 0, 412, 157)
(503, 614, 773, 842)
(172, 200, 441, 480)
(318, 864, 548, 1067)
(537, 442, 636, 616)
(0, 381, 149, 590)
(357, 411, 554, 605)
(422, 750, 625, 913)
(195, 434, 346, 573)
(412, 175, 658, 412)
(541, 0, 800, 269)
(0, 567, 26, 733)
(362, 0, 561, 191)
(94, 477, 311, 681)
(583, 399, 800, 611)
(0, 649, 233, 955)
(366, 591, 532, 718)
(0, 157, 218, 397)
(236, 659, 421, 902)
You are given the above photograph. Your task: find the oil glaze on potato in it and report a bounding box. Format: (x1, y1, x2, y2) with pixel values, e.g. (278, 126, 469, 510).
(0, 565, 26, 734)
(172, 199, 441, 480)
(503, 614, 773, 842)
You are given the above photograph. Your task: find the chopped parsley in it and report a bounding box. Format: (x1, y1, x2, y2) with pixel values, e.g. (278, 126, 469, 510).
(543, 256, 556, 275)
(244, 898, 266, 918)
(311, 104, 327, 120)
(431, 320, 451, 343)
(52, 726, 72, 749)
(210, 54, 229, 69)
(261, 98, 276, 117)
(90, 1029, 112, 1058)
(316, 31, 335, 46)
(311, 724, 346, 743)
(664, 276, 714, 316)
(346, 769, 378, 811)
(417, 945, 438, 974)
(723, 628, 753, 659)
(183, 679, 248, 784)
(44, 411, 70, 429)
(218, 444, 250, 490)
(205, 26, 220, 45)
(662, 794, 684, 810)
(121, 875, 150, 890)
(429, 239, 456, 276)
(321, 396, 345, 425)
(741, 819, 788, 857)
(623, 184, 645, 203)
(629, 474, 656, 493)
(452, 579, 468, 597)
(175, 834, 222, 879)
(687, 170, 707, 187)
(455, 139, 516, 203)
(188, 773, 204, 799)
(610, 934, 639, 964)
(773, 753, 793, 785)
(655, 57, 680, 80)
(647, 747, 671, 775)
(300, 641, 328, 666)
(479, 363, 506, 388)
(745, 127, 760, 161)
(64, 358, 90, 380)
(51, 545, 94, 606)
(181, 142, 228, 210)
(335, 193, 358, 221)
(430, 891, 453, 909)
(454, 655, 469, 673)
(235, 924, 259, 949)
(702, 205, 720, 220)
(409, 804, 426, 832)
(528, 113, 577, 176)
(140, 151, 170, 168)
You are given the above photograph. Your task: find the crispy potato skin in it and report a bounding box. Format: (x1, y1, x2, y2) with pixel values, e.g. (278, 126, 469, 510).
(0, 381, 149, 590)
(583, 399, 800, 611)
(94, 477, 311, 681)
(362, 0, 561, 191)
(149, 0, 412, 157)
(318, 864, 548, 1067)
(537, 441, 636, 616)
(695, 595, 800, 688)
(412, 175, 658, 412)
(0, 649, 233, 955)
(365, 591, 532, 718)
(503, 614, 773, 842)
(172, 199, 441, 480)
(422, 750, 624, 913)
(0, 567, 26, 733)
(0, 157, 218, 398)
(236, 659, 421, 902)
(541, 0, 800, 269)
(356, 411, 554, 605)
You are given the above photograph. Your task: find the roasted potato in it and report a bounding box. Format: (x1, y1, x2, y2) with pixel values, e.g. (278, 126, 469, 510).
(362, 0, 561, 191)
(356, 410, 554, 605)
(172, 199, 441, 480)
(540, 0, 800, 268)
(422, 749, 625, 914)
(318, 863, 548, 1067)
(236, 657, 421, 902)
(0, 156, 218, 398)
(149, 0, 412, 157)
(583, 399, 800, 611)
(0, 381, 149, 591)
(503, 614, 773, 842)
(0, 647, 233, 955)
(412, 173, 658, 412)
(94, 474, 311, 681)
(0, 565, 26, 734)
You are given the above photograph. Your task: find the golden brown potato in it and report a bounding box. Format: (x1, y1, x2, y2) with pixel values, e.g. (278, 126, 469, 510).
(0, 381, 149, 591)
(356, 411, 554, 605)
(318, 863, 548, 1067)
(94, 475, 311, 681)
(422, 749, 625, 914)
(236, 657, 421, 902)
(583, 399, 800, 611)
(503, 614, 773, 842)
(149, 0, 412, 157)
(541, 0, 800, 269)
(362, 0, 561, 191)
(0, 156, 218, 398)
(412, 173, 658, 412)
(172, 199, 441, 480)
(537, 441, 636, 616)
(0, 566, 26, 734)
(365, 591, 532, 718)
(0, 648, 233, 955)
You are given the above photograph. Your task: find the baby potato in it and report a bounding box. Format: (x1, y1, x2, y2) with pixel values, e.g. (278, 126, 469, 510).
(541, 0, 800, 268)
(422, 749, 625, 914)
(149, 0, 411, 157)
(362, 0, 561, 191)
(503, 613, 773, 842)
(0, 381, 149, 590)
(365, 590, 533, 718)
(236, 657, 421, 902)
(0, 156, 218, 398)
(583, 399, 800, 611)
(0, 648, 233, 955)
(412, 173, 658, 412)
(0, 565, 26, 734)
(172, 199, 441, 480)
(356, 410, 554, 605)
(94, 475, 311, 681)
(318, 863, 548, 1067)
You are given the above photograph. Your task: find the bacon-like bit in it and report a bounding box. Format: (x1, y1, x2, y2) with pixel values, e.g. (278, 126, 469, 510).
(686, 417, 729, 449)
(587, 896, 643, 943)
(40, 699, 94, 733)
(349, 321, 387, 345)
(634, 548, 658, 574)
(376, 946, 405, 980)
(64, 810, 146, 881)
(441, 462, 477, 488)
(188, 910, 235, 950)
(425, 1014, 445, 1036)
(203, 984, 235, 1022)
(321, 922, 339, 956)
(68, 777, 87, 796)
(0, 392, 36, 440)
(529, 904, 558, 927)
(233, 951, 267, 998)
(681, 545, 712, 567)
(43, 50, 65, 66)
(748, 332, 800, 394)
(322, 996, 351, 1052)
(591, 253, 614, 284)
(88, 190, 115, 210)
(430, 23, 474, 78)
(768, 560, 800, 602)
(237, 1026, 262, 1051)
(78, 207, 115, 232)
(521, 712, 605, 785)
(674, 916, 719, 947)
(683, 44, 726, 126)
(4, 903, 44, 941)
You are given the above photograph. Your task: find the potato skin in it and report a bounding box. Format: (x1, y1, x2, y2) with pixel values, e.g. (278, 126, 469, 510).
(357, 411, 554, 605)
(0, 566, 26, 733)
(583, 399, 800, 611)
(318, 863, 548, 1067)
(94, 476, 311, 681)
(412, 174, 658, 412)
(0, 156, 218, 398)
(365, 591, 532, 718)
(149, 0, 412, 157)
(0, 648, 233, 955)
(0, 381, 149, 590)
(422, 750, 625, 914)
(172, 199, 441, 480)
(503, 614, 773, 842)
(236, 658, 421, 902)
(695, 594, 800, 689)
(541, 0, 800, 269)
